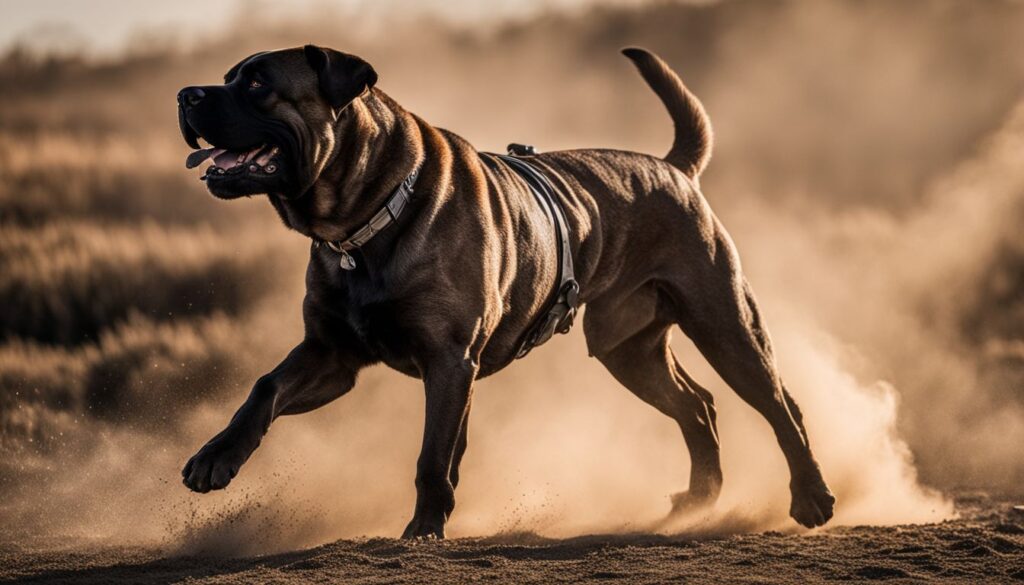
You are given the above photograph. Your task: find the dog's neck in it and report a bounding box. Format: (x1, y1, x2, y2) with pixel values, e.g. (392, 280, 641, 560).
(269, 90, 424, 242)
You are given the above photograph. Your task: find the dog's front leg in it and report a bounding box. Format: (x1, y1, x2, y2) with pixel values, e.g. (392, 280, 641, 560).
(182, 339, 364, 493)
(402, 355, 476, 539)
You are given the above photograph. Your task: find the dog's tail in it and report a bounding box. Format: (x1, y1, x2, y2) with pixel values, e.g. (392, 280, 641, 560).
(621, 47, 712, 181)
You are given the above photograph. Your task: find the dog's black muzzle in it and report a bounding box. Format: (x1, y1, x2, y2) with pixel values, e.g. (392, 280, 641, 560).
(177, 85, 302, 199)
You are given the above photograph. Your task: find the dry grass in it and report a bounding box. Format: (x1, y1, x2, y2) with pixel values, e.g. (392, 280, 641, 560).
(0, 314, 249, 451)
(0, 221, 282, 345)
(0, 133, 262, 226)
(0, 44, 297, 491)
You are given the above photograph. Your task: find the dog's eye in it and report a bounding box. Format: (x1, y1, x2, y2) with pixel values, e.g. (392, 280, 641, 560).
(249, 79, 263, 90)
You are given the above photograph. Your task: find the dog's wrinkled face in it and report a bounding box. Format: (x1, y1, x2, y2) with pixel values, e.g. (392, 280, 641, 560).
(177, 45, 377, 200)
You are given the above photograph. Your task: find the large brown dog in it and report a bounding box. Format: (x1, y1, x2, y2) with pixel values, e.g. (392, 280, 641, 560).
(177, 45, 835, 538)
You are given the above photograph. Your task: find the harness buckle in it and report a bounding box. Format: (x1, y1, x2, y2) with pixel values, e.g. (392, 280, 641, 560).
(556, 280, 580, 334)
(507, 143, 536, 156)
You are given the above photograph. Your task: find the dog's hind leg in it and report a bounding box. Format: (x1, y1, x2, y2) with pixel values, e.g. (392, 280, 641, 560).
(182, 339, 365, 493)
(584, 286, 723, 514)
(665, 232, 835, 528)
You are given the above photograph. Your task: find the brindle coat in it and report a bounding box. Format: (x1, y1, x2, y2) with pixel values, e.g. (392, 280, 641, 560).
(177, 45, 835, 538)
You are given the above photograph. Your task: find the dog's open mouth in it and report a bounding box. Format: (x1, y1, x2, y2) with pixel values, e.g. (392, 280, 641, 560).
(185, 142, 281, 181)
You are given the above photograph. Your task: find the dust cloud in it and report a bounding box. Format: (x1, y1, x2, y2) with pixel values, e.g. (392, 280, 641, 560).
(3, 0, 1023, 555)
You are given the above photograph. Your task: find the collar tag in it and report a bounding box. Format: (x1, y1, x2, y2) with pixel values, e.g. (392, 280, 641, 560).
(339, 250, 357, 271)
(324, 240, 357, 270)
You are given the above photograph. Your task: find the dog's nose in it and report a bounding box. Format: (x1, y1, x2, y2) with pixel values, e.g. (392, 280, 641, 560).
(177, 87, 206, 108)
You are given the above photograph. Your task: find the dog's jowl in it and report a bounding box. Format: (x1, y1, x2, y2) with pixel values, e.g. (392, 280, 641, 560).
(177, 45, 835, 538)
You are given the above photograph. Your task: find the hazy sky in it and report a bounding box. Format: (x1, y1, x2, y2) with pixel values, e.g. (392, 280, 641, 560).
(0, 0, 646, 55)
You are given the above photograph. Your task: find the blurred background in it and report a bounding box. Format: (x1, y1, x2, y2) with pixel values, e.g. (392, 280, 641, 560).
(1, 0, 1022, 554)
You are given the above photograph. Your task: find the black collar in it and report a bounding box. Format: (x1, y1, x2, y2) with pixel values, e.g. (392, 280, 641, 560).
(319, 164, 421, 270)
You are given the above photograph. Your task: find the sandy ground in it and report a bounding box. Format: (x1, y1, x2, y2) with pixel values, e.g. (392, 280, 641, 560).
(1, 494, 1022, 584)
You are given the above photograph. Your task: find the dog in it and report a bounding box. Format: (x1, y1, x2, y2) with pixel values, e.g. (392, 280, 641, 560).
(177, 45, 835, 538)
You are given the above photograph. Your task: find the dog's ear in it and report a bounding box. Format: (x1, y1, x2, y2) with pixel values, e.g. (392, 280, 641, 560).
(303, 45, 378, 110)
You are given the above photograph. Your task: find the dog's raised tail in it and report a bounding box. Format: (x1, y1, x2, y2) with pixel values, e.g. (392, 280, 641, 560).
(622, 47, 712, 180)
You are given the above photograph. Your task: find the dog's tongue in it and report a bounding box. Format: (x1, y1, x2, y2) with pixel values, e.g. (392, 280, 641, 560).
(214, 149, 247, 168)
(185, 147, 225, 169)
(185, 145, 268, 170)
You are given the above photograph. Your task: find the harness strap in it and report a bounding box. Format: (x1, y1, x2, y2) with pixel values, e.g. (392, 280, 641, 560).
(484, 144, 580, 359)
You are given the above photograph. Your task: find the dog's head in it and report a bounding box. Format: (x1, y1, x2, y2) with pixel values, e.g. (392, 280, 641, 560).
(177, 45, 377, 200)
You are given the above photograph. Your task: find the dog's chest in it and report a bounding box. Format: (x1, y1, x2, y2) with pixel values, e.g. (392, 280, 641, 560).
(320, 264, 422, 377)
(349, 300, 408, 357)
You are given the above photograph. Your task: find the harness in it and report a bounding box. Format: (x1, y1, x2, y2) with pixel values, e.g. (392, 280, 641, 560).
(482, 144, 580, 359)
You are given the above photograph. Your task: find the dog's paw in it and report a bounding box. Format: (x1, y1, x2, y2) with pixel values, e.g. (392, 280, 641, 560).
(181, 434, 253, 493)
(401, 513, 446, 540)
(789, 477, 836, 528)
(668, 488, 718, 517)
